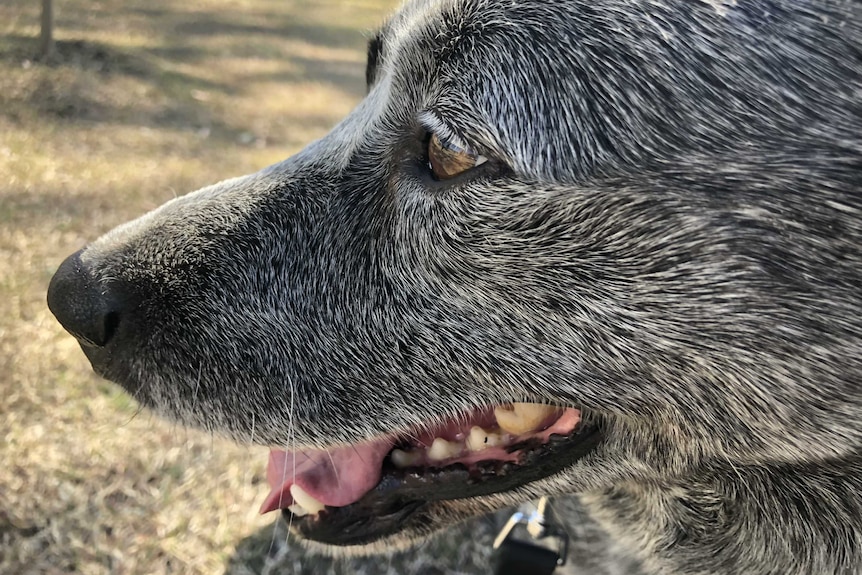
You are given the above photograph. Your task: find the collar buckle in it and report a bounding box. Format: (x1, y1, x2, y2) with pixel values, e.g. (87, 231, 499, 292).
(492, 496, 568, 575)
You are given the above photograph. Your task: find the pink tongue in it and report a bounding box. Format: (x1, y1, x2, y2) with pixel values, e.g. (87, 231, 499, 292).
(260, 438, 395, 514)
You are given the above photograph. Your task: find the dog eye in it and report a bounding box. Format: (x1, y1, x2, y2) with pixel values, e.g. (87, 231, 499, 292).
(427, 133, 487, 180)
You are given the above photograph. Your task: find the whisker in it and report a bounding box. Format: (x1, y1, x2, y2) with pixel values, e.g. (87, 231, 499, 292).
(325, 447, 341, 489)
(190, 364, 203, 413)
(285, 373, 297, 545)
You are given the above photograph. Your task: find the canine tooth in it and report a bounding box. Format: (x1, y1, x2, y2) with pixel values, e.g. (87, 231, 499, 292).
(427, 437, 462, 461)
(391, 448, 423, 468)
(287, 503, 309, 517)
(466, 426, 505, 451)
(289, 484, 325, 514)
(494, 403, 557, 435)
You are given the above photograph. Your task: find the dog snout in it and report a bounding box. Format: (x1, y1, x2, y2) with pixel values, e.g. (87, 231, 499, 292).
(47, 251, 129, 349)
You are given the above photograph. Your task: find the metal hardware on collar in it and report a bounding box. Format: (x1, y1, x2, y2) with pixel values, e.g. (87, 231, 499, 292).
(492, 496, 568, 575)
(527, 495, 550, 539)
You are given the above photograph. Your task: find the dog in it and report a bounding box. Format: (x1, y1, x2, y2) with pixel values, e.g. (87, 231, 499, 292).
(47, 0, 862, 573)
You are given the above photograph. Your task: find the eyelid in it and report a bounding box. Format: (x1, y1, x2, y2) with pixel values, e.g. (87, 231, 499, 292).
(417, 111, 476, 156)
(436, 134, 488, 164)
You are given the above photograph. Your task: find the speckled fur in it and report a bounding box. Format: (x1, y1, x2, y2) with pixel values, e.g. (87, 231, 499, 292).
(67, 0, 861, 573)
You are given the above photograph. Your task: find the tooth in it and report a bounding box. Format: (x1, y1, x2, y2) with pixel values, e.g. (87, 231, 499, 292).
(494, 403, 558, 435)
(287, 503, 309, 517)
(289, 484, 325, 514)
(427, 437, 462, 461)
(466, 426, 505, 451)
(391, 448, 423, 468)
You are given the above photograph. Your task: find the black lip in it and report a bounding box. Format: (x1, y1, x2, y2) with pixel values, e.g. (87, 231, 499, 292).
(287, 422, 602, 546)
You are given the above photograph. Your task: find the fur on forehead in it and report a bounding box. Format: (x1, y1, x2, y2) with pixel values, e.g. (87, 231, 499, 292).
(379, 0, 860, 182)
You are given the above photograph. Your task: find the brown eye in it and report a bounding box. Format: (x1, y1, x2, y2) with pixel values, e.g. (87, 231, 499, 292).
(427, 132, 487, 180)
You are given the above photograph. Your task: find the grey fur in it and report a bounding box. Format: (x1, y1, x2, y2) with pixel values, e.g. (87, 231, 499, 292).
(50, 0, 862, 573)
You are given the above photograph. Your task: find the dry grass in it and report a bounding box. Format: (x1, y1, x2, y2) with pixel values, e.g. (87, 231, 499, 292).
(0, 1, 396, 573)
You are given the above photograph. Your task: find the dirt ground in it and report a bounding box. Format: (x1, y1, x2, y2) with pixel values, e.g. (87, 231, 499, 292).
(0, 1, 400, 573)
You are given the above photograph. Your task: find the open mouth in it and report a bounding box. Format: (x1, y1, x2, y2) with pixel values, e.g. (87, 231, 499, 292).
(260, 403, 602, 546)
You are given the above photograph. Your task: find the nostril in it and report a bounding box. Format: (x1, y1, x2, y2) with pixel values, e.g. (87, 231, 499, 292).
(47, 251, 128, 348)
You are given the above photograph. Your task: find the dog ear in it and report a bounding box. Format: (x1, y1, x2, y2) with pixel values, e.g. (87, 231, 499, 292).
(366, 33, 383, 90)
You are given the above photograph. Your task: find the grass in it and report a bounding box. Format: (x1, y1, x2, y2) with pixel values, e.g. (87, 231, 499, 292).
(0, 1, 396, 573)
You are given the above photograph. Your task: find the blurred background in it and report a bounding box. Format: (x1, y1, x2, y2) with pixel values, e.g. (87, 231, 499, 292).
(0, 1, 442, 573)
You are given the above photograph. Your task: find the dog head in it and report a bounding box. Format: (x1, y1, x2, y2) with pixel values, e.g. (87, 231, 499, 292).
(48, 0, 862, 552)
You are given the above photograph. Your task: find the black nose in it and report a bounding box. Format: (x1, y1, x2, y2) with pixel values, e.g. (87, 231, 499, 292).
(47, 251, 124, 347)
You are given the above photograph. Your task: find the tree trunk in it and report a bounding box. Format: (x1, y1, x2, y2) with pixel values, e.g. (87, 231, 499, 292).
(40, 0, 54, 60)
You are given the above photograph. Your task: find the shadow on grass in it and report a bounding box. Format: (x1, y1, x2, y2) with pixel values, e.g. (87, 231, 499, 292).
(0, 12, 368, 140)
(0, 35, 235, 132)
(0, 35, 188, 79)
(134, 8, 371, 52)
